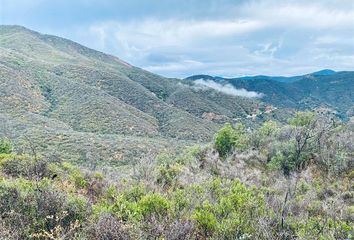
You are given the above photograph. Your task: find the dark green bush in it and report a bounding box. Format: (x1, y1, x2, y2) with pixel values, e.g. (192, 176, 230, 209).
(0, 138, 12, 154)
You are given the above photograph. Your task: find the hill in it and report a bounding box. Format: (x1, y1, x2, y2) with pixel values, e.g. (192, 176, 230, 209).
(0, 111, 352, 239)
(0, 25, 281, 166)
(186, 70, 354, 119)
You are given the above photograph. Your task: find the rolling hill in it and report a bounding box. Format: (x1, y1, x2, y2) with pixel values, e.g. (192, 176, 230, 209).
(1, 25, 352, 168)
(186, 70, 354, 119)
(0, 25, 281, 167)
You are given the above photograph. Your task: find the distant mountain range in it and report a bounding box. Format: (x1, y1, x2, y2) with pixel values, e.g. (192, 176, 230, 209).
(0, 25, 353, 166)
(186, 70, 354, 119)
(186, 69, 337, 83)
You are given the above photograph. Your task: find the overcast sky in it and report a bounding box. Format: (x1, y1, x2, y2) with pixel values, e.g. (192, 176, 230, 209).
(1, 0, 353, 78)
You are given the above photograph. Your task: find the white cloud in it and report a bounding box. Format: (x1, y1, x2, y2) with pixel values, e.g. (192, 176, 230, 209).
(89, 18, 264, 50)
(72, 0, 354, 77)
(194, 79, 264, 98)
(242, 2, 354, 29)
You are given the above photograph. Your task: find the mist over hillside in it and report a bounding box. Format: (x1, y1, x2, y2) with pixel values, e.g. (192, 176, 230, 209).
(186, 71, 354, 119)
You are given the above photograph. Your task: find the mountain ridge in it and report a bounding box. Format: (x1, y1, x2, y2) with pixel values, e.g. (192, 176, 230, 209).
(1, 25, 282, 165)
(186, 71, 354, 119)
(1, 25, 353, 167)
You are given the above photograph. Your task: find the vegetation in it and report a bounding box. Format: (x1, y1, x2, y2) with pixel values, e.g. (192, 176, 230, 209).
(0, 138, 12, 154)
(0, 26, 353, 239)
(4, 25, 353, 167)
(0, 112, 352, 239)
(215, 123, 247, 158)
(187, 71, 354, 120)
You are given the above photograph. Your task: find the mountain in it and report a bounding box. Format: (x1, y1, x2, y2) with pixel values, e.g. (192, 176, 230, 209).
(186, 70, 354, 119)
(186, 69, 338, 83)
(0, 25, 284, 166)
(2, 25, 352, 167)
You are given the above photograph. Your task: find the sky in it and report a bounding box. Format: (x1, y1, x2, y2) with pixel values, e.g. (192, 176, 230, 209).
(1, 0, 354, 78)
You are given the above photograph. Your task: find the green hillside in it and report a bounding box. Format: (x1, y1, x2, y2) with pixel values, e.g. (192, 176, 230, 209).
(0, 25, 274, 165)
(0, 112, 352, 239)
(186, 71, 354, 119)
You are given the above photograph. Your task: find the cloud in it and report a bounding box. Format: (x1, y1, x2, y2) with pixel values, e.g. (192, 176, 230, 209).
(81, 0, 353, 77)
(194, 79, 264, 98)
(241, 2, 354, 29)
(88, 18, 264, 51)
(4, 0, 352, 77)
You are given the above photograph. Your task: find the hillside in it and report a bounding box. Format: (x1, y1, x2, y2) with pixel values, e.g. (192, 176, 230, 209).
(0, 112, 352, 239)
(0, 25, 281, 166)
(186, 70, 354, 119)
(0, 25, 353, 240)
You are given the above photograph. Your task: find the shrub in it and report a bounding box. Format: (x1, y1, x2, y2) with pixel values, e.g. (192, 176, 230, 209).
(0, 178, 89, 239)
(259, 120, 278, 137)
(87, 213, 133, 240)
(157, 162, 181, 188)
(0, 138, 12, 154)
(138, 193, 170, 219)
(193, 203, 217, 237)
(289, 111, 315, 127)
(233, 123, 248, 151)
(0, 155, 52, 180)
(215, 123, 235, 158)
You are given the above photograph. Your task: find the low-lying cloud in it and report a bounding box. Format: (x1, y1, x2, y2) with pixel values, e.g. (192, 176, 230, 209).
(194, 79, 264, 98)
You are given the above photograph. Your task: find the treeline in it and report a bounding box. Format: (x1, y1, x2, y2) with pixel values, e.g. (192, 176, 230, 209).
(0, 112, 353, 239)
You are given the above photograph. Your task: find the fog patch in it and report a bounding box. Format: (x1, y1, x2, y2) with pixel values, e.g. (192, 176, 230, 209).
(194, 79, 264, 98)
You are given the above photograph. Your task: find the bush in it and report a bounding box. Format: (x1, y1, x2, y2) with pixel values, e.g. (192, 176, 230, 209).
(259, 120, 278, 137)
(215, 123, 247, 158)
(157, 162, 181, 188)
(193, 202, 217, 237)
(215, 123, 235, 158)
(289, 111, 315, 127)
(0, 155, 52, 180)
(0, 138, 12, 154)
(138, 193, 170, 219)
(0, 178, 89, 239)
(87, 213, 133, 240)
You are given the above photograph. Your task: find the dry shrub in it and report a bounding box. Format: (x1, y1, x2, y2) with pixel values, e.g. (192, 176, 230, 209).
(87, 213, 133, 240)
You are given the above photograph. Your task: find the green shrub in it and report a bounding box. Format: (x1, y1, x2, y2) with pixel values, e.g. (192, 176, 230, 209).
(192, 179, 266, 238)
(0, 154, 52, 180)
(233, 123, 248, 151)
(0, 138, 12, 154)
(138, 193, 170, 219)
(289, 111, 315, 127)
(193, 202, 217, 237)
(259, 120, 278, 137)
(157, 162, 181, 188)
(215, 123, 235, 158)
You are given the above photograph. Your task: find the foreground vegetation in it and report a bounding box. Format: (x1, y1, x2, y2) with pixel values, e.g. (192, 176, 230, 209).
(0, 112, 353, 239)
